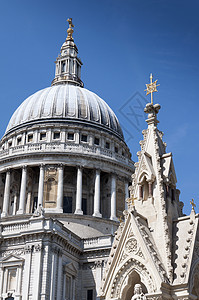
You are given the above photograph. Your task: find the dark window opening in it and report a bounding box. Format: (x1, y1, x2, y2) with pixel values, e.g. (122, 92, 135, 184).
(28, 134, 33, 143)
(63, 196, 72, 213)
(105, 142, 110, 149)
(68, 133, 74, 140)
(40, 133, 46, 140)
(17, 137, 22, 145)
(81, 135, 87, 142)
(82, 198, 87, 215)
(62, 62, 66, 73)
(115, 147, 118, 153)
(8, 142, 12, 148)
(94, 137, 99, 145)
(53, 132, 60, 139)
(87, 289, 93, 300)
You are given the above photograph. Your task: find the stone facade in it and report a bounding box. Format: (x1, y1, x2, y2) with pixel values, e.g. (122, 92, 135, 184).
(99, 102, 199, 300)
(0, 21, 134, 300)
(0, 20, 198, 300)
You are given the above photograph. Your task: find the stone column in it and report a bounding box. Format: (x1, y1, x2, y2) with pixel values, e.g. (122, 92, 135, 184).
(32, 244, 42, 300)
(56, 251, 63, 300)
(57, 165, 64, 213)
(13, 193, 18, 215)
(17, 166, 27, 214)
(125, 181, 129, 210)
(93, 169, 102, 218)
(0, 267, 3, 297)
(2, 170, 11, 217)
(75, 166, 83, 215)
(148, 182, 153, 197)
(22, 245, 32, 300)
(15, 265, 23, 300)
(139, 184, 143, 199)
(38, 165, 45, 208)
(110, 174, 117, 221)
(50, 248, 58, 300)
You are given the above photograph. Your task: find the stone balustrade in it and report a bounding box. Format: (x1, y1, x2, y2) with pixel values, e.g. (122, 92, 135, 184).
(83, 235, 113, 249)
(0, 142, 134, 168)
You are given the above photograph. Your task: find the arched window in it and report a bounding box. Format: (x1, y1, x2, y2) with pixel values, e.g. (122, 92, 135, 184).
(46, 178, 57, 202)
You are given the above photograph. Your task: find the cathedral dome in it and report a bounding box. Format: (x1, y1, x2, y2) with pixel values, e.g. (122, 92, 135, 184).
(5, 84, 123, 139)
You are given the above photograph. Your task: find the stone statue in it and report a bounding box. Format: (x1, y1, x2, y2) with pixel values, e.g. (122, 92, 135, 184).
(131, 284, 146, 300)
(33, 204, 45, 217)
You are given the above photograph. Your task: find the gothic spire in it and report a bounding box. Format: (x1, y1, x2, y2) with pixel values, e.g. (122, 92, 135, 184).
(128, 74, 184, 281)
(51, 18, 84, 87)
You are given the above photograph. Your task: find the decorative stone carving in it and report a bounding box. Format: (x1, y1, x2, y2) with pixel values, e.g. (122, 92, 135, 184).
(34, 243, 42, 252)
(131, 284, 146, 300)
(24, 245, 32, 254)
(32, 204, 45, 217)
(110, 258, 155, 298)
(0, 248, 24, 257)
(125, 238, 138, 254)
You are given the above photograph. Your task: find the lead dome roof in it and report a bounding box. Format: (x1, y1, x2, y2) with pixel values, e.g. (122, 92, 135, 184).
(5, 84, 124, 139)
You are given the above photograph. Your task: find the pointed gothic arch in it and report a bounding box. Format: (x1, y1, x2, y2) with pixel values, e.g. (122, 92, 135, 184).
(109, 257, 155, 299)
(120, 270, 147, 300)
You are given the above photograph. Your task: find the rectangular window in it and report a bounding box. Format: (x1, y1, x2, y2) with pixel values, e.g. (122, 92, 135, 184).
(53, 132, 60, 139)
(62, 62, 66, 73)
(87, 289, 93, 300)
(8, 268, 17, 292)
(115, 147, 118, 153)
(68, 133, 74, 140)
(63, 196, 72, 213)
(17, 137, 22, 145)
(82, 198, 87, 215)
(40, 133, 46, 141)
(28, 134, 33, 143)
(105, 142, 110, 149)
(81, 134, 87, 142)
(94, 137, 99, 145)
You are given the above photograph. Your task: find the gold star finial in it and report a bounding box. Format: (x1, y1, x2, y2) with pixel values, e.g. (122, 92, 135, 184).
(145, 73, 160, 105)
(66, 18, 74, 41)
(190, 198, 196, 212)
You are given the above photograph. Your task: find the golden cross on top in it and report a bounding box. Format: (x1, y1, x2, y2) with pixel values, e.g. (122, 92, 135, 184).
(190, 198, 196, 212)
(67, 18, 74, 28)
(145, 73, 160, 105)
(66, 18, 74, 41)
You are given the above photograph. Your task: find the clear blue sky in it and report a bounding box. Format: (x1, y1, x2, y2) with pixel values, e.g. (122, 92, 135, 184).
(0, 0, 198, 215)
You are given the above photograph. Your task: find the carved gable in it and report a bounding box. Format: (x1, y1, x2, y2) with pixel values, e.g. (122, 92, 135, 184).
(99, 210, 167, 299)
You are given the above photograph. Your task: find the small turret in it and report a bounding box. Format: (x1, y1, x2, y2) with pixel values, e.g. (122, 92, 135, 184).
(51, 18, 83, 87)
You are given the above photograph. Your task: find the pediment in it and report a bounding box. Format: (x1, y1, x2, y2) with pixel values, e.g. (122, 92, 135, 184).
(0, 254, 24, 268)
(1, 254, 24, 263)
(64, 262, 77, 276)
